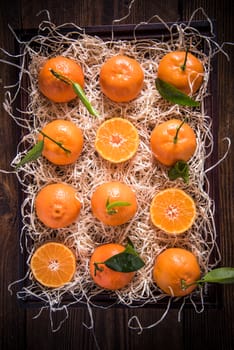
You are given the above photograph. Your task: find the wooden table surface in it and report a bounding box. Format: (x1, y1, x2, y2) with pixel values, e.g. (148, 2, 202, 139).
(0, 1, 233, 349)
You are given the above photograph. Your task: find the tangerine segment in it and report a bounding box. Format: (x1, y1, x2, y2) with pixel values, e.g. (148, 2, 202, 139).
(39, 119, 84, 165)
(89, 243, 135, 290)
(38, 56, 85, 103)
(95, 118, 139, 163)
(150, 119, 197, 166)
(150, 188, 196, 234)
(30, 242, 76, 288)
(99, 55, 144, 102)
(35, 183, 81, 229)
(157, 51, 204, 95)
(91, 181, 137, 226)
(153, 248, 201, 296)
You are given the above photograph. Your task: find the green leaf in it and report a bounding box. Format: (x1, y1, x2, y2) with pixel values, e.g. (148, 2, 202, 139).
(200, 267, 234, 284)
(106, 197, 131, 215)
(15, 140, 44, 169)
(72, 83, 99, 118)
(96, 238, 145, 273)
(105, 252, 145, 272)
(168, 160, 189, 183)
(155, 78, 200, 107)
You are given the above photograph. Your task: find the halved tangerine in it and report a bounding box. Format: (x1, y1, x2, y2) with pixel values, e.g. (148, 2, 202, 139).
(150, 188, 196, 234)
(30, 242, 76, 288)
(95, 117, 139, 163)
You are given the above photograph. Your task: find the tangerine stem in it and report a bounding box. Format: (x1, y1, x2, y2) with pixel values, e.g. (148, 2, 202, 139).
(50, 68, 99, 118)
(94, 262, 104, 276)
(39, 130, 71, 154)
(106, 197, 131, 215)
(173, 117, 188, 144)
(180, 48, 189, 71)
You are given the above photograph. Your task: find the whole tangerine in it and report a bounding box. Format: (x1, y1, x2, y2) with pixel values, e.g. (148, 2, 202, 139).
(89, 243, 135, 290)
(38, 119, 84, 165)
(157, 51, 204, 95)
(99, 55, 144, 102)
(38, 56, 85, 103)
(91, 181, 137, 226)
(150, 119, 197, 167)
(153, 248, 201, 296)
(35, 183, 81, 229)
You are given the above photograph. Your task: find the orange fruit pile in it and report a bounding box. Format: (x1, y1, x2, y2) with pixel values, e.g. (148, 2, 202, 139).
(89, 243, 135, 290)
(39, 119, 84, 165)
(30, 242, 76, 288)
(35, 183, 81, 229)
(150, 188, 196, 234)
(153, 248, 201, 296)
(38, 56, 85, 103)
(95, 117, 139, 163)
(99, 55, 144, 102)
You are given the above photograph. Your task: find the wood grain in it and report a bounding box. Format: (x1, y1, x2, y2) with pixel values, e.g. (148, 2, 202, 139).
(0, 1, 233, 349)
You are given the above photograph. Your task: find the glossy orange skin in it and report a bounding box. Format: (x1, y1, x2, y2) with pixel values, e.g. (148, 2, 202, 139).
(30, 242, 76, 288)
(99, 55, 144, 102)
(157, 51, 204, 95)
(35, 183, 81, 228)
(150, 119, 197, 166)
(38, 56, 85, 103)
(89, 243, 135, 290)
(91, 181, 137, 226)
(38, 119, 84, 165)
(153, 248, 201, 297)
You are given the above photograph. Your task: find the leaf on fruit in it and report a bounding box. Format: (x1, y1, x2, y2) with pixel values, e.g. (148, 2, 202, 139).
(155, 78, 200, 107)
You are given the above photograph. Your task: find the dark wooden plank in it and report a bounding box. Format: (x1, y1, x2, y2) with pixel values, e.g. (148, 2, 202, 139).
(181, 1, 234, 349)
(0, 1, 26, 350)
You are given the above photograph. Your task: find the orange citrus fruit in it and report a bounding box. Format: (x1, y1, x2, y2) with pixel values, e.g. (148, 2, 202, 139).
(157, 51, 204, 95)
(30, 242, 76, 288)
(91, 181, 137, 226)
(99, 55, 144, 102)
(95, 117, 139, 163)
(150, 119, 197, 167)
(38, 56, 85, 103)
(38, 119, 84, 165)
(153, 248, 201, 296)
(89, 243, 135, 290)
(150, 188, 196, 234)
(35, 183, 81, 229)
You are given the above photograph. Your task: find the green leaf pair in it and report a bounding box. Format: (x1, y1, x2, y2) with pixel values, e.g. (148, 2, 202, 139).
(168, 160, 189, 183)
(94, 238, 145, 274)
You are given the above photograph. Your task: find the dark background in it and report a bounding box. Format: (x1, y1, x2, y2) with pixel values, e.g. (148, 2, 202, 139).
(0, 1, 233, 349)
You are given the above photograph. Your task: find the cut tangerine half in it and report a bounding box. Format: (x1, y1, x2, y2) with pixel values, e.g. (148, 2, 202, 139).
(30, 242, 76, 288)
(95, 117, 139, 163)
(150, 188, 196, 234)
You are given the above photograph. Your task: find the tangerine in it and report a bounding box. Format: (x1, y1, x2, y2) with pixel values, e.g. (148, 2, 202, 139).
(38, 56, 85, 103)
(91, 181, 137, 226)
(35, 183, 81, 229)
(38, 119, 84, 165)
(99, 55, 144, 102)
(153, 248, 201, 296)
(157, 51, 204, 95)
(150, 119, 197, 167)
(150, 188, 196, 234)
(95, 117, 139, 163)
(30, 242, 76, 288)
(89, 243, 135, 290)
